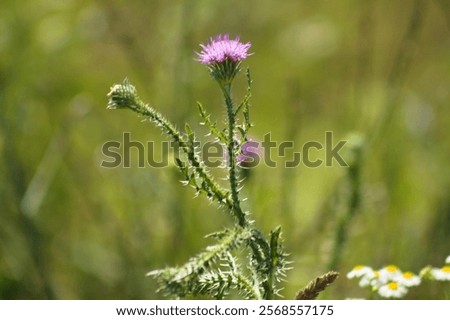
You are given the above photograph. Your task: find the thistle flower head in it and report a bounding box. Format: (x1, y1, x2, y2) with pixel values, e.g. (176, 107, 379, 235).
(107, 79, 139, 110)
(196, 34, 252, 86)
(197, 34, 251, 65)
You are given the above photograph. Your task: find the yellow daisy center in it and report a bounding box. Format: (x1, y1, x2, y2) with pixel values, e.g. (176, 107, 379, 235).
(403, 272, 414, 279)
(386, 265, 398, 273)
(354, 265, 365, 270)
(388, 282, 399, 290)
(442, 266, 450, 273)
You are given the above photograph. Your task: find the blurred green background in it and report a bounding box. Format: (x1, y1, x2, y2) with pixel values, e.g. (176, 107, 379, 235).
(1, 0, 449, 299)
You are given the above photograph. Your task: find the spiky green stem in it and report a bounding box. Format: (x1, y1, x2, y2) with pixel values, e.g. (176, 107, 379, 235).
(222, 84, 247, 227)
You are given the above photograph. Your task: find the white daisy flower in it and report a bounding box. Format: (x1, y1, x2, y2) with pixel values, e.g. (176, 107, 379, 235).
(396, 272, 421, 287)
(370, 271, 387, 289)
(379, 265, 402, 282)
(347, 265, 373, 279)
(430, 266, 450, 281)
(378, 281, 408, 299)
(445, 255, 450, 265)
(358, 272, 375, 287)
(356, 270, 385, 289)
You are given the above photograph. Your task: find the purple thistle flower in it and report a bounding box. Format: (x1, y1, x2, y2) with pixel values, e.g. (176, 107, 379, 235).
(196, 34, 252, 65)
(237, 140, 260, 168)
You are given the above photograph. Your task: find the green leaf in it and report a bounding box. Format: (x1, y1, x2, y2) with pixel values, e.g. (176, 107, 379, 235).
(197, 102, 228, 143)
(147, 227, 252, 298)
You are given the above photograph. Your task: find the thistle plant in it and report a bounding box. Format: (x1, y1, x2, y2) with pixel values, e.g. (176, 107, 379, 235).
(107, 34, 338, 299)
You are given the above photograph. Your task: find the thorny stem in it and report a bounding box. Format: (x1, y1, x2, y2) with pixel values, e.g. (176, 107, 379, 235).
(222, 84, 247, 228)
(222, 83, 276, 299)
(265, 227, 280, 300)
(223, 82, 286, 300)
(235, 272, 262, 300)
